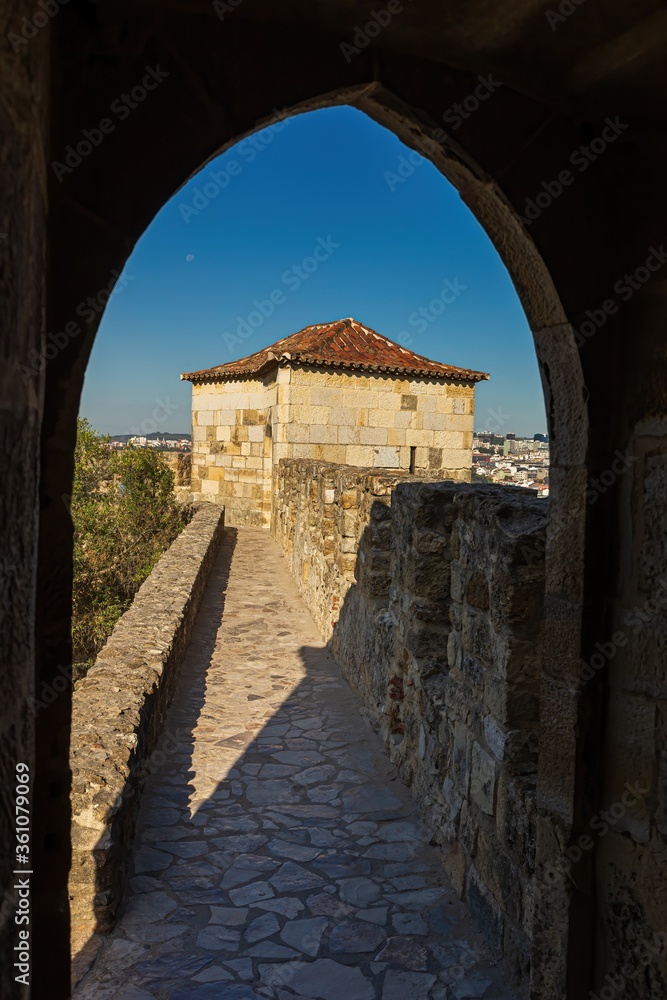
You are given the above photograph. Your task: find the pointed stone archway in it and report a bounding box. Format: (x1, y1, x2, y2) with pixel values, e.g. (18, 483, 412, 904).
(3, 4, 666, 997)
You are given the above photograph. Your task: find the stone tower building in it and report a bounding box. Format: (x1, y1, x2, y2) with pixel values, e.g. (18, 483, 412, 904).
(181, 318, 488, 525)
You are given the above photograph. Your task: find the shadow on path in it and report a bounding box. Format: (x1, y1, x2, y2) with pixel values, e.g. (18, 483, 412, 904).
(73, 527, 515, 1000)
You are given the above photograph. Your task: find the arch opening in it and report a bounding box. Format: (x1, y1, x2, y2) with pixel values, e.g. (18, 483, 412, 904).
(67, 96, 584, 1000)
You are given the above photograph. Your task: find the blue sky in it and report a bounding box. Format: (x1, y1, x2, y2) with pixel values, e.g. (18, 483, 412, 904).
(80, 106, 546, 437)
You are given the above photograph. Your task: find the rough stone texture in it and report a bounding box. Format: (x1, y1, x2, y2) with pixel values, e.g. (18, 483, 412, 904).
(73, 527, 515, 1000)
(271, 458, 449, 638)
(189, 375, 275, 526)
(163, 451, 192, 492)
(0, 7, 49, 999)
(594, 442, 667, 999)
(273, 462, 546, 993)
(2, 4, 667, 997)
(189, 360, 476, 527)
(69, 504, 224, 959)
(345, 480, 546, 994)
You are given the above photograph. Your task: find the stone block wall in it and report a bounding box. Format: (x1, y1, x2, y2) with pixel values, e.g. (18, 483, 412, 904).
(272, 460, 546, 993)
(163, 451, 191, 487)
(163, 451, 193, 504)
(69, 503, 225, 966)
(190, 377, 275, 526)
(271, 459, 443, 637)
(280, 367, 476, 475)
(339, 481, 547, 992)
(594, 446, 667, 996)
(189, 366, 476, 526)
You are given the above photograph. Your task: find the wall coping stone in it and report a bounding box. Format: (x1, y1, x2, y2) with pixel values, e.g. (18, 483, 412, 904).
(69, 502, 225, 965)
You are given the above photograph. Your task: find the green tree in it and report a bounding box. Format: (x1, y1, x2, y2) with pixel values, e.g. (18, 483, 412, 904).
(71, 419, 186, 673)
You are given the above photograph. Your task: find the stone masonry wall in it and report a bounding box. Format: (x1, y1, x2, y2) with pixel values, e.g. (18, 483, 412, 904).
(190, 377, 275, 526)
(69, 503, 225, 965)
(190, 366, 475, 526)
(280, 367, 476, 475)
(163, 451, 192, 504)
(163, 451, 191, 487)
(271, 459, 443, 638)
(338, 482, 546, 992)
(272, 460, 546, 994)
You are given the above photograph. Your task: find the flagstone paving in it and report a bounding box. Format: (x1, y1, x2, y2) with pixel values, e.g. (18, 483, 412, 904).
(73, 526, 516, 1000)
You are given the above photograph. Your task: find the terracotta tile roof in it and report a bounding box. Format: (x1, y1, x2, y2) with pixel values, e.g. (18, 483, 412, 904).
(180, 318, 489, 384)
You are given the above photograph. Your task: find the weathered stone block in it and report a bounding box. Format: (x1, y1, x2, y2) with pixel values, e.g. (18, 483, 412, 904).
(465, 572, 490, 610)
(466, 865, 504, 956)
(453, 723, 472, 796)
(503, 921, 532, 990)
(496, 772, 537, 869)
(476, 829, 523, 924)
(373, 446, 400, 467)
(444, 841, 467, 897)
(640, 454, 667, 593)
(471, 742, 497, 815)
(461, 606, 494, 666)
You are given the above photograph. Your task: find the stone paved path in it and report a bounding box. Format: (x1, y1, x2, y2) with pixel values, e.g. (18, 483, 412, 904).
(74, 527, 515, 1000)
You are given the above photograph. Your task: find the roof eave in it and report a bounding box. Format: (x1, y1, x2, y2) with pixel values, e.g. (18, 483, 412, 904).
(180, 356, 279, 385)
(284, 357, 489, 382)
(181, 357, 490, 384)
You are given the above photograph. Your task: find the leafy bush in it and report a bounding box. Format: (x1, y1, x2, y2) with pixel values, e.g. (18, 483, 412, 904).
(71, 419, 187, 673)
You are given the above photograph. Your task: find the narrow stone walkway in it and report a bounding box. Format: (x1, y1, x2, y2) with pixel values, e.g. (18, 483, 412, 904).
(74, 527, 515, 1000)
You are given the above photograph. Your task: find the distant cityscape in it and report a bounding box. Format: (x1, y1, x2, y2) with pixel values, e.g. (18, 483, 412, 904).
(472, 432, 549, 497)
(109, 432, 191, 452)
(107, 430, 549, 496)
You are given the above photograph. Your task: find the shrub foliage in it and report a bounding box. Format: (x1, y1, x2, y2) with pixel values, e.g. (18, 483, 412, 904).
(71, 419, 186, 670)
